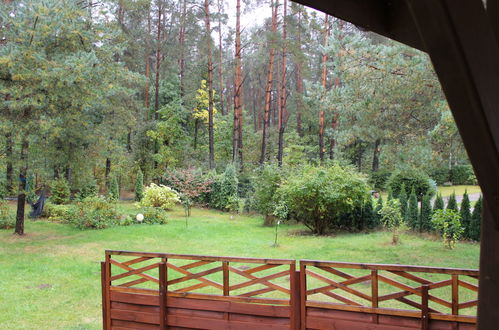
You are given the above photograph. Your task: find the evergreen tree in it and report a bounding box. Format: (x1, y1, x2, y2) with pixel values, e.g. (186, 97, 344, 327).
(419, 193, 432, 232)
(406, 187, 418, 230)
(469, 196, 482, 241)
(398, 183, 408, 220)
(387, 190, 393, 201)
(460, 190, 472, 238)
(108, 177, 120, 201)
(374, 195, 384, 226)
(446, 192, 458, 212)
(135, 169, 144, 202)
(363, 197, 377, 229)
(433, 193, 445, 212)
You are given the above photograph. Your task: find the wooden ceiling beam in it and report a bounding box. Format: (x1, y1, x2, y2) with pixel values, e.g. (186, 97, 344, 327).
(292, 0, 425, 51)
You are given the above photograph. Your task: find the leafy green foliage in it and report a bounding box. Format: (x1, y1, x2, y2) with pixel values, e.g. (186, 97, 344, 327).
(75, 179, 98, 201)
(41, 202, 74, 221)
(450, 165, 476, 185)
(135, 169, 144, 202)
(208, 164, 240, 212)
(386, 168, 434, 199)
(277, 165, 370, 235)
(469, 197, 482, 241)
(430, 167, 450, 185)
(378, 199, 403, 244)
(50, 178, 70, 205)
(364, 198, 379, 229)
(139, 184, 180, 210)
(446, 192, 458, 212)
(252, 165, 283, 219)
(460, 190, 472, 239)
(139, 207, 169, 225)
(374, 196, 384, 226)
(431, 209, 463, 249)
(0, 202, 15, 229)
(67, 197, 128, 230)
(369, 169, 391, 191)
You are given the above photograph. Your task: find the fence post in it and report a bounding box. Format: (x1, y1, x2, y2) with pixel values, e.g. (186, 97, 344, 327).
(104, 255, 111, 330)
(371, 270, 379, 324)
(421, 284, 429, 330)
(290, 267, 301, 330)
(100, 262, 108, 330)
(223, 261, 230, 321)
(300, 263, 307, 330)
(159, 261, 168, 329)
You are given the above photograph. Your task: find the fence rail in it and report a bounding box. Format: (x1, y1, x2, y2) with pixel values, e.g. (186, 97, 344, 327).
(101, 251, 478, 329)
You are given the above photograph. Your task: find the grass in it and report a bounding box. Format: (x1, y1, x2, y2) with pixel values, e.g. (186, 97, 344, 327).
(437, 185, 481, 197)
(0, 202, 480, 329)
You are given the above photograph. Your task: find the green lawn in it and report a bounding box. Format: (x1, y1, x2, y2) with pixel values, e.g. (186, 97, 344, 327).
(437, 185, 481, 197)
(0, 203, 480, 329)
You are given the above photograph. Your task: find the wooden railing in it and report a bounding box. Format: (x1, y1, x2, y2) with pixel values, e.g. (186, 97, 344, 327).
(300, 260, 479, 329)
(101, 251, 478, 329)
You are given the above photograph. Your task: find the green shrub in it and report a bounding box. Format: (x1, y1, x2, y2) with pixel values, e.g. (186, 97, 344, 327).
(253, 165, 283, 223)
(135, 169, 144, 202)
(140, 207, 169, 224)
(378, 199, 403, 244)
(108, 176, 120, 201)
(446, 192, 458, 212)
(139, 183, 180, 210)
(469, 197, 482, 241)
(277, 165, 370, 235)
(41, 202, 74, 221)
(433, 193, 444, 213)
(450, 165, 476, 185)
(50, 178, 70, 205)
(386, 168, 434, 199)
(374, 196, 384, 226)
(406, 188, 418, 230)
(67, 196, 123, 229)
(208, 164, 239, 211)
(431, 209, 463, 249)
(0, 202, 15, 229)
(364, 198, 379, 229)
(460, 190, 472, 238)
(430, 167, 450, 185)
(369, 169, 391, 190)
(398, 183, 408, 220)
(0, 182, 7, 200)
(419, 193, 432, 232)
(75, 178, 98, 201)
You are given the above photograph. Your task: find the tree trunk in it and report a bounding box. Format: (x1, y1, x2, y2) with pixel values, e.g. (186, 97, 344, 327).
(277, 0, 288, 167)
(233, 0, 243, 168)
(259, 0, 278, 165)
(319, 13, 330, 163)
(217, 0, 225, 116)
(14, 138, 29, 235)
(5, 132, 13, 194)
(205, 0, 215, 169)
(295, 7, 304, 137)
(154, 1, 162, 120)
(105, 157, 111, 186)
(145, 4, 151, 115)
(179, 0, 187, 98)
(372, 138, 381, 172)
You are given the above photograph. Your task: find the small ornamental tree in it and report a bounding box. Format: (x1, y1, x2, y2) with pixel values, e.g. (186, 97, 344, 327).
(460, 190, 472, 238)
(431, 209, 463, 249)
(378, 199, 403, 244)
(433, 193, 445, 213)
(419, 193, 433, 232)
(398, 183, 408, 221)
(253, 165, 283, 226)
(374, 195, 384, 226)
(406, 188, 418, 230)
(139, 184, 180, 210)
(135, 169, 144, 202)
(277, 165, 370, 235)
(108, 176, 120, 201)
(469, 196, 482, 241)
(165, 169, 212, 217)
(446, 192, 458, 212)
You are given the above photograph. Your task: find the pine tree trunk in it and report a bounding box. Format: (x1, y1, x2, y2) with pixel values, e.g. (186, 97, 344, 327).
(14, 138, 28, 236)
(319, 13, 330, 163)
(217, 0, 225, 116)
(179, 0, 187, 98)
(259, 0, 278, 165)
(144, 4, 151, 115)
(372, 138, 381, 172)
(277, 0, 288, 167)
(154, 1, 162, 120)
(295, 7, 304, 137)
(233, 0, 243, 167)
(205, 0, 215, 169)
(5, 132, 13, 194)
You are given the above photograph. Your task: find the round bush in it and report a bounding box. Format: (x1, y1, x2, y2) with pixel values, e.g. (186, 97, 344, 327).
(430, 167, 450, 185)
(386, 168, 435, 199)
(139, 183, 180, 210)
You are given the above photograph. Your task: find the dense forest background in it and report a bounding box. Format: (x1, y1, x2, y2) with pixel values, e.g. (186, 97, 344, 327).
(0, 0, 470, 196)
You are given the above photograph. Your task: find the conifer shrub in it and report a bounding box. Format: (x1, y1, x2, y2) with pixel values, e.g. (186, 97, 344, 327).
(386, 168, 434, 199)
(374, 195, 384, 226)
(446, 192, 458, 212)
(469, 197, 482, 241)
(406, 188, 419, 230)
(369, 169, 391, 190)
(364, 198, 379, 229)
(433, 193, 445, 213)
(50, 178, 71, 205)
(277, 164, 370, 235)
(108, 176, 120, 201)
(75, 178, 98, 201)
(135, 169, 144, 202)
(460, 190, 472, 238)
(398, 183, 408, 221)
(419, 193, 433, 232)
(432, 209, 463, 249)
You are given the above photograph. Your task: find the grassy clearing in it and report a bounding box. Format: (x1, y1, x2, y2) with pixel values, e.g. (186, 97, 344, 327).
(437, 185, 481, 197)
(0, 202, 480, 329)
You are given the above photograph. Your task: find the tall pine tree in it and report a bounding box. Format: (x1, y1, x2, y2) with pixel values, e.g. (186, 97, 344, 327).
(433, 193, 445, 212)
(446, 192, 458, 212)
(398, 183, 408, 220)
(469, 196, 482, 241)
(406, 187, 418, 230)
(419, 193, 432, 232)
(460, 190, 472, 238)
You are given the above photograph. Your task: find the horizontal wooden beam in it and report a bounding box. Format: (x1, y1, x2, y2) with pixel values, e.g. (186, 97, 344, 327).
(291, 0, 425, 51)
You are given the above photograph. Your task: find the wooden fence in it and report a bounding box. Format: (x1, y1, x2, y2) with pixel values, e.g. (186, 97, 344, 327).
(101, 251, 478, 329)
